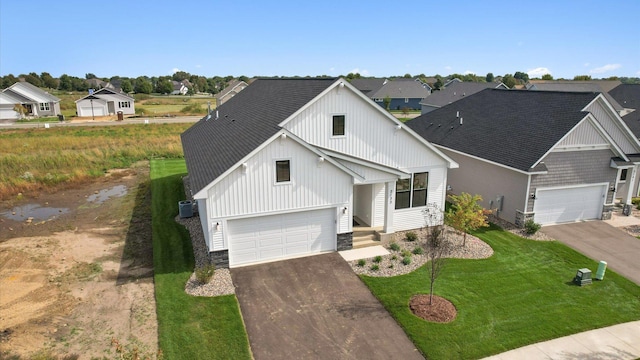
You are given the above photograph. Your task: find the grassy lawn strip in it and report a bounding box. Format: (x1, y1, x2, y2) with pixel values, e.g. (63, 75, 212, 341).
(151, 159, 251, 359)
(361, 224, 640, 359)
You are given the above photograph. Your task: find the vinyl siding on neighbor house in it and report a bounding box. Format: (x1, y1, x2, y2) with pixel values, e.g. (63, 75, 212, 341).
(440, 148, 529, 224)
(586, 98, 638, 154)
(527, 149, 618, 212)
(556, 118, 609, 147)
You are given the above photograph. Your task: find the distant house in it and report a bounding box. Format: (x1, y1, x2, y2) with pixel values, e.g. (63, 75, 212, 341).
(526, 80, 624, 115)
(365, 78, 431, 110)
(75, 88, 135, 117)
(0, 81, 61, 119)
(420, 81, 508, 114)
(214, 79, 248, 106)
(409, 89, 640, 226)
(85, 78, 107, 89)
(171, 81, 189, 95)
(610, 84, 640, 139)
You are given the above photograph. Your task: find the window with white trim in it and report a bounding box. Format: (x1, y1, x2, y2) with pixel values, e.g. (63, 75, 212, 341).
(39, 103, 50, 111)
(395, 172, 428, 209)
(620, 169, 628, 181)
(332, 115, 345, 136)
(119, 101, 131, 108)
(405, 98, 409, 103)
(275, 160, 290, 183)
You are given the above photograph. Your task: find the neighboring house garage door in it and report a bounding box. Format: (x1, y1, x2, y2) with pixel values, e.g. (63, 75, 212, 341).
(534, 184, 607, 225)
(80, 107, 105, 117)
(0, 108, 18, 120)
(228, 208, 335, 267)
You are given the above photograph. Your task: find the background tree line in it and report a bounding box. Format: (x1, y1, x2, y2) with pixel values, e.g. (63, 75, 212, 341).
(2, 71, 638, 93)
(0, 71, 251, 95)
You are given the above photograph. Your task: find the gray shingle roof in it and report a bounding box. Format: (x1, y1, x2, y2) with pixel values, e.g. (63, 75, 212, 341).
(350, 78, 388, 97)
(526, 80, 623, 111)
(181, 78, 336, 194)
(369, 78, 430, 99)
(419, 81, 506, 107)
(407, 89, 599, 172)
(610, 84, 640, 138)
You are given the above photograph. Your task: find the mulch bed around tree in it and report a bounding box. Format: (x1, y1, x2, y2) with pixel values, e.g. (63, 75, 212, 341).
(409, 294, 457, 323)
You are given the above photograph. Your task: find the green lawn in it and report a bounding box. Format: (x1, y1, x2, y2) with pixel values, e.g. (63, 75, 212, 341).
(151, 159, 251, 359)
(361, 224, 640, 359)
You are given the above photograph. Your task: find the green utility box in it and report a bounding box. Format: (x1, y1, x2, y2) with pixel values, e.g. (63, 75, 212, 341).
(574, 268, 592, 286)
(596, 261, 607, 280)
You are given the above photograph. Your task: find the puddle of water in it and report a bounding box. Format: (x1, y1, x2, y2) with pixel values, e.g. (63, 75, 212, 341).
(1, 203, 69, 221)
(86, 185, 128, 204)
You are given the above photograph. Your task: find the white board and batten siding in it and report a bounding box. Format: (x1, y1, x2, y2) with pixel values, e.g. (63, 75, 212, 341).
(372, 183, 385, 227)
(205, 136, 353, 251)
(283, 85, 450, 171)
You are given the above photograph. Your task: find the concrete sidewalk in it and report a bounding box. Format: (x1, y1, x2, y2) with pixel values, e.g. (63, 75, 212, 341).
(482, 320, 640, 360)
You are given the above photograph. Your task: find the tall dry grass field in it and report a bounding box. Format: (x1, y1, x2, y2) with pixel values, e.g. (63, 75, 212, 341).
(0, 123, 192, 200)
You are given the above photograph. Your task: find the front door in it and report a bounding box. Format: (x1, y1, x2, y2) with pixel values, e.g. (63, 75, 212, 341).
(353, 184, 372, 226)
(107, 101, 115, 114)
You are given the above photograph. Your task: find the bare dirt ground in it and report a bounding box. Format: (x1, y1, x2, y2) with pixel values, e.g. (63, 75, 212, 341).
(0, 163, 158, 359)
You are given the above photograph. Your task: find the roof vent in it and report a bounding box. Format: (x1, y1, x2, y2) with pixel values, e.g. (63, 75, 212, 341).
(460, 117, 463, 125)
(456, 111, 459, 118)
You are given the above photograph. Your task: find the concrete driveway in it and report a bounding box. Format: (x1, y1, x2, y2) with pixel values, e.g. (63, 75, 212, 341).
(231, 253, 424, 360)
(543, 221, 640, 285)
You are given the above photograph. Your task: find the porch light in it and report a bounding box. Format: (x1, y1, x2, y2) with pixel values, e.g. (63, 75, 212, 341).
(215, 222, 221, 231)
(342, 207, 348, 214)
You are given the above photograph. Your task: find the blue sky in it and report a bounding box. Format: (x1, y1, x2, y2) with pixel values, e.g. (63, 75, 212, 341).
(1, 0, 638, 79)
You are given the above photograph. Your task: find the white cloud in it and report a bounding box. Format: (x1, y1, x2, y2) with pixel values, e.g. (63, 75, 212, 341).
(349, 68, 370, 76)
(463, 70, 476, 75)
(444, 66, 452, 70)
(589, 64, 621, 74)
(517, 41, 524, 47)
(527, 67, 551, 77)
(329, 67, 335, 72)
(171, 67, 181, 74)
(584, 63, 590, 67)
(195, 64, 202, 68)
(637, 70, 640, 75)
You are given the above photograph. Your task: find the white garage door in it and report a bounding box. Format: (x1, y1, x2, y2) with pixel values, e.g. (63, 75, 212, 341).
(0, 108, 18, 120)
(80, 107, 105, 117)
(534, 184, 606, 225)
(228, 208, 335, 267)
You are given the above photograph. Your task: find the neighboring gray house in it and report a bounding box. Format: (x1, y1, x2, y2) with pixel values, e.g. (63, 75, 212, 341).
(409, 89, 640, 226)
(75, 88, 135, 117)
(526, 80, 625, 115)
(367, 78, 432, 110)
(214, 79, 248, 106)
(610, 84, 640, 139)
(181, 78, 457, 268)
(419, 81, 508, 114)
(1, 81, 61, 119)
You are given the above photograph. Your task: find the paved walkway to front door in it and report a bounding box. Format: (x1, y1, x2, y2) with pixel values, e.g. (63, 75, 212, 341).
(231, 253, 424, 360)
